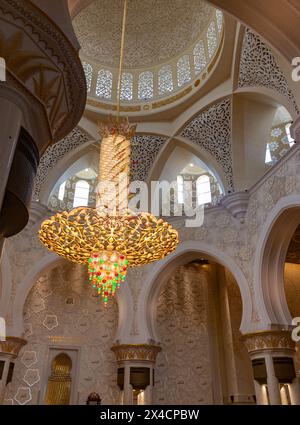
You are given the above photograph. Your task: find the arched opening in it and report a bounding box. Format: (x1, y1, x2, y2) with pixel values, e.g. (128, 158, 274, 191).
(6, 261, 120, 405)
(151, 256, 254, 404)
(252, 199, 300, 404)
(284, 220, 300, 386)
(49, 167, 97, 212)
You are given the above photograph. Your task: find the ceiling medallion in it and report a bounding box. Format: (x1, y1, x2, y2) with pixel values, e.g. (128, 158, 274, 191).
(39, 0, 179, 304)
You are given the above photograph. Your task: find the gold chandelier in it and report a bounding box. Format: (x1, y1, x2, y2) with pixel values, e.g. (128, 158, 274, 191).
(39, 0, 179, 304)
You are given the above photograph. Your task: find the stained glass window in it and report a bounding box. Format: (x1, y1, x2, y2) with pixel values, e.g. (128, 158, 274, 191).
(138, 71, 154, 100)
(177, 55, 191, 87)
(193, 41, 207, 75)
(196, 175, 211, 205)
(82, 62, 93, 92)
(158, 65, 173, 95)
(96, 69, 113, 99)
(216, 10, 223, 33)
(73, 180, 90, 207)
(207, 21, 218, 58)
(120, 72, 133, 100)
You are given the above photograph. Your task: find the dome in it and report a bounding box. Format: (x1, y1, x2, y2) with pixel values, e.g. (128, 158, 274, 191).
(73, 0, 214, 69)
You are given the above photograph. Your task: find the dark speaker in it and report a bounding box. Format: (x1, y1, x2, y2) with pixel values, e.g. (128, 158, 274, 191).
(130, 367, 150, 390)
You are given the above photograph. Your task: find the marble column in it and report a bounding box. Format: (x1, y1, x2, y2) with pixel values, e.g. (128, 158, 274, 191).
(265, 354, 281, 405)
(0, 98, 22, 212)
(289, 378, 300, 405)
(111, 344, 161, 405)
(243, 330, 298, 405)
(0, 337, 26, 404)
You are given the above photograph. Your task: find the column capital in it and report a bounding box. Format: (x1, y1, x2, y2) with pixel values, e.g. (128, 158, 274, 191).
(242, 330, 295, 356)
(111, 344, 161, 365)
(0, 337, 27, 358)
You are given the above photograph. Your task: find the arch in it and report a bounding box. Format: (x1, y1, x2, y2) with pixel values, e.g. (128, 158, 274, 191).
(253, 194, 300, 328)
(234, 86, 298, 122)
(137, 240, 253, 343)
(44, 352, 73, 405)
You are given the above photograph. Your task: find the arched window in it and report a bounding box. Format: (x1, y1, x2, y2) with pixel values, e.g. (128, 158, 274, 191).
(138, 71, 153, 100)
(82, 61, 93, 93)
(58, 181, 66, 201)
(193, 41, 206, 75)
(158, 65, 173, 95)
(196, 175, 211, 205)
(96, 69, 113, 98)
(121, 72, 133, 100)
(207, 21, 218, 58)
(177, 55, 191, 87)
(216, 10, 223, 33)
(177, 175, 184, 204)
(73, 180, 90, 207)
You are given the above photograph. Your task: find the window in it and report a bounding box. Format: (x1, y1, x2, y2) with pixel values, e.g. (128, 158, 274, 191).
(265, 144, 273, 164)
(285, 123, 295, 147)
(207, 21, 218, 58)
(177, 55, 191, 87)
(121, 72, 133, 100)
(96, 69, 113, 99)
(193, 41, 206, 75)
(138, 71, 154, 100)
(158, 65, 173, 95)
(196, 175, 211, 205)
(177, 175, 184, 204)
(216, 10, 223, 33)
(58, 181, 66, 201)
(82, 62, 93, 93)
(73, 180, 90, 207)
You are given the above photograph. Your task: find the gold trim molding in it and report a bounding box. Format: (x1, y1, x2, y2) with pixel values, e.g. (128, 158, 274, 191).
(0, 337, 27, 357)
(111, 344, 161, 363)
(242, 330, 295, 355)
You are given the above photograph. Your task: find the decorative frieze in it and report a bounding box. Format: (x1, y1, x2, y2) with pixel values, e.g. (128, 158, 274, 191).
(111, 344, 161, 364)
(0, 337, 26, 358)
(242, 330, 295, 355)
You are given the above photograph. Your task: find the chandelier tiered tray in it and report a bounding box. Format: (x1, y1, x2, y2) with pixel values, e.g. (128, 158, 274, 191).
(38, 0, 179, 304)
